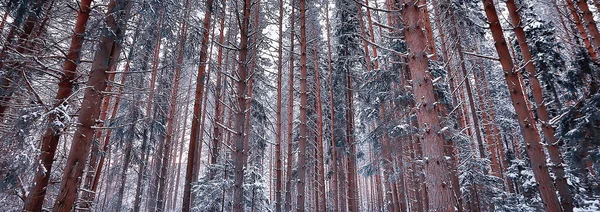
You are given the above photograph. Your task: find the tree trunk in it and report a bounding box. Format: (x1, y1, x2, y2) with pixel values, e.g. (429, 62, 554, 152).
(397, 0, 457, 209)
(449, 11, 486, 160)
(575, 0, 600, 55)
(51, 0, 132, 210)
(275, 0, 284, 210)
(232, 0, 252, 211)
(481, 0, 563, 210)
(564, 0, 597, 59)
(157, 31, 185, 212)
(505, 0, 573, 209)
(182, 0, 214, 210)
(0, 0, 47, 121)
(210, 0, 228, 180)
(133, 22, 163, 211)
(296, 0, 308, 210)
(345, 69, 359, 212)
(420, 0, 438, 60)
(173, 72, 194, 210)
(312, 24, 327, 212)
(170, 0, 192, 209)
(285, 0, 296, 210)
(115, 117, 136, 212)
(22, 0, 92, 210)
(325, 2, 339, 211)
(109, 19, 141, 211)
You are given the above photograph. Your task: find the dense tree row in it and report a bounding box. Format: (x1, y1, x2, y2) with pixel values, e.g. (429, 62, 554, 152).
(0, 0, 599, 211)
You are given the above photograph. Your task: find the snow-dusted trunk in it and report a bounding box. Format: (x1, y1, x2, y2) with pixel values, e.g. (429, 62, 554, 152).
(169, 0, 191, 209)
(448, 12, 486, 161)
(210, 0, 228, 180)
(324, 2, 339, 211)
(285, 0, 296, 210)
(312, 24, 327, 212)
(112, 21, 141, 211)
(182, 0, 214, 210)
(564, 0, 597, 59)
(575, 0, 600, 56)
(481, 0, 563, 210)
(275, 0, 284, 210)
(505, 0, 573, 209)
(397, 0, 457, 209)
(51, 0, 132, 210)
(420, 0, 437, 60)
(80, 18, 127, 208)
(232, 0, 252, 211)
(157, 24, 185, 212)
(0, 0, 47, 121)
(296, 0, 308, 210)
(22, 0, 92, 210)
(133, 21, 163, 211)
(115, 117, 136, 212)
(345, 70, 359, 212)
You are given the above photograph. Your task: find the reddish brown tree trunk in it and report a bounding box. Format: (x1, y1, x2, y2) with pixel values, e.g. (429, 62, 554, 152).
(209, 0, 228, 180)
(449, 12, 486, 160)
(51, 0, 132, 210)
(173, 74, 194, 210)
(169, 0, 192, 208)
(284, 0, 296, 210)
(564, 0, 597, 59)
(0, 0, 47, 120)
(325, 2, 339, 211)
(481, 0, 563, 210)
(111, 19, 141, 212)
(133, 15, 164, 211)
(182, 0, 214, 210)
(345, 69, 359, 212)
(505, 0, 573, 209)
(398, 0, 457, 209)
(232, 0, 252, 211)
(365, 0, 379, 69)
(157, 16, 188, 210)
(296, 0, 308, 210)
(380, 106, 396, 212)
(312, 27, 327, 212)
(22, 0, 92, 210)
(420, 0, 438, 60)
(275, 0, 284, 210)
(575, 0, 600, 54)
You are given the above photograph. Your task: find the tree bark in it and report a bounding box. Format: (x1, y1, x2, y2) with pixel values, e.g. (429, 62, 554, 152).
(325, 2, 339, 211)
(345, 67, 359, 212)
(51, 0, 132, 210)
(285, 0, 296, 210)
(0, 0, 47, 121)
(275, 0, 284, 210)
(564, 0, 598, 59)
(22, 0, 92, 210)
(575, 0, 600, 55)
(182, 0, 214, 210)
(481, 0, 563, 210)
(157, 27, 185, 212)
(209, 0, 228, 180)
(505, 0, 573, 209)
(232, 0, 252, 211)
(133, 18, 163, 210)
(312, 23, 327, 212)
(296, 0, 308, 210)
(397, 0, 457, 209)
